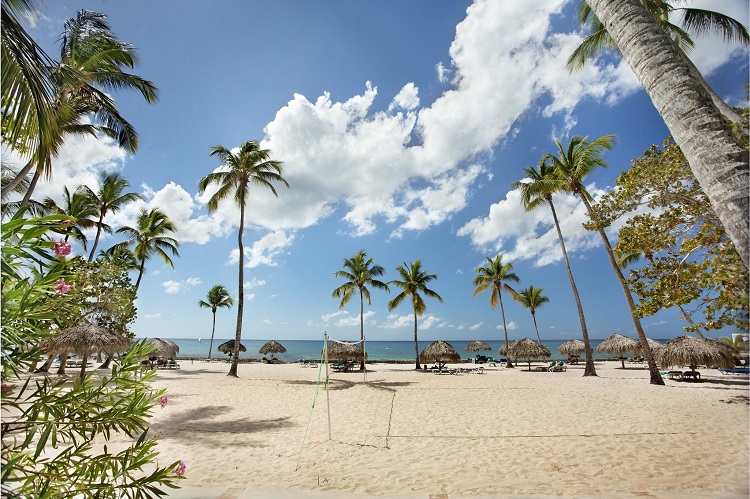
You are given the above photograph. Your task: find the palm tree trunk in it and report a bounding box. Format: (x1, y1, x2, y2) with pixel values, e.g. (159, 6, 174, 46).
(88, 213, 105, 262)
(1, 160, 34, 199)
(498, 295, 513, 368)
(531, 311, 541, 343)
(359, 288, 365, 371)
(134, 258, 145, 293)
(19, 169, 40, 208)
(413, 310, 420, 369)
(547, 199, 597, 376)
(208, 310, 217, 359)
(579, 195, 664, 385)
(229, 204, 245, 378)
(587, 0, 749, 268)
(680, 54, 744, 126)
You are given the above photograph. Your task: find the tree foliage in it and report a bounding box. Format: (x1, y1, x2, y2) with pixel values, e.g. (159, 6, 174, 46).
(588, 138, 749, 334)
(1, 215, 184, 497)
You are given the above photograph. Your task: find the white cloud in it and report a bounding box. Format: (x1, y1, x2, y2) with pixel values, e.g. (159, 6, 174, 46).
(334, 311, 376, 327)
(244, 277, 267, 289)
(500, 321, 519, 331)
(161, 278, 201, 294)
(388, 83, 420, 112)
(228, 229, 295, 268)
(435, 62, 452, 83)
(322, 311, 348, 323)
(244, 293, 256, 302)
(468, 322, 483, 331)
(143, 313, 161, 319)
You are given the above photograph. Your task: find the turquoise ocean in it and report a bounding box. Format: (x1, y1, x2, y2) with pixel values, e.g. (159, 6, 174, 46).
(145, 337, 661, 362)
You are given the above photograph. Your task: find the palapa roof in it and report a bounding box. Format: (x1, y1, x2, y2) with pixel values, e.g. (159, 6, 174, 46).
(558, 339, 585, 355)
(498, 339, 519, 356)
(259, 340, 287, 355)
(464, 340, 492, 352)
(218, 339, 247, 354)
(507, 338, 550, 359)
(638, 337, 662, 354)
(326, 341, 364, 360)
(419, 340, 461, 364)
(42, 323, 130, 356)
(597, 333, 640, 356)
(655, 335, 737, 369)
(145, 338, 179, 358)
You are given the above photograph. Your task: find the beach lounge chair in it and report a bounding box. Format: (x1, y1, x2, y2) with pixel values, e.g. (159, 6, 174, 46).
(167, 360, 180, 369)
(550, 361, 567, 372)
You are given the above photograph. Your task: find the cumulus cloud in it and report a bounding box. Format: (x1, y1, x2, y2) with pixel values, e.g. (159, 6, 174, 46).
(331, 311, 376, 327)
(244, 277, 267, 289)
(388, 83, 420, 112)
(162, 277, 202, 294)
(228, 229, 295, 268)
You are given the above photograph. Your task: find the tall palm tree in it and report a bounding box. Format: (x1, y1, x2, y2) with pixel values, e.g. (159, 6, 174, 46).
(512, 159, 598, 376)
(569, 0, 748, 123)
(6, 10, 157, 204)
(387, 260, 443, 369)
(332, 251, 390, 371)
(512, 286, 549, 344)
(79, 171, 142, 262)
(585, 0, 749, 269)
(199, 285, 234, 360)
(472, 255, 520, 368)
(547, 134, 664, 385)
(111, 207, 179, 293)
(198, 140, 288, 378)
(42, 186, 98, 250)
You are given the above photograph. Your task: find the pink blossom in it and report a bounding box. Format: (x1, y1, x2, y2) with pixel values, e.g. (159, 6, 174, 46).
(1, 383, 13, 394)
(52, 239, 72, 257)
(53, 278, 75, 294)
(175, 460, 186, 476)
(160, 395, 169, 408)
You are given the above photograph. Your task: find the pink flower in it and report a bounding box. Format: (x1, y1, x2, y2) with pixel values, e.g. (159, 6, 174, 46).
(52, 239, 72, 257)
(175, 460, 186, 476)
(53, 278, 75, 294)
(1, 383, 13, 394)
(160, 395, 169, 408)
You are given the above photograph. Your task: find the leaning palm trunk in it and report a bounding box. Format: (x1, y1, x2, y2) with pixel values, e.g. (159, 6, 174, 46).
(531, 311, 541, 344)
(498, 294, 513, 368)
(229, 204, 245, 377)
(587, 0, 749, 268)
(548, 198, 596, 376)
(208, 310, 217, 360)
(580, 195, 664, 385)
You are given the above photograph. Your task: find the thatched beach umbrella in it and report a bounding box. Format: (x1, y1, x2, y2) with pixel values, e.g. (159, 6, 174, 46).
(638, 337, 662, 354)
(498, 339, 519, 357)
(218, 340, 246, 357)
(464, 340, 491, 352)
(507, 337, 551, 371)
(597, 333, 640, 368)
(144, 338, 179, 359)
(655, 336, 737, 373)
(325, 341, 365, 362)
(42, 323, 130, 379)
(259, 340, 287, 358)
(420, 340, 460, 370)
(558, 339, 585, 356)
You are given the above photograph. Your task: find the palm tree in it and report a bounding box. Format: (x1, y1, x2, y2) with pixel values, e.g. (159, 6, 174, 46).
(512, 160, 597, 376)
(79, 171, 142, 262)
(199, 285, 234, 360)
(472, 255, 520, 368)
(584, 0, 749, 269)
(387, 260, 443, 369)
(332, 251, 390, 371)
(42, 186, 98, 250)
(547, 134, 664, 385)
(569, 0, 748, 123)
(512, 286, 549, 344)
(111, 207, 179, 293)
(6, 10, 157, 204)
(198, 140, 288, 378)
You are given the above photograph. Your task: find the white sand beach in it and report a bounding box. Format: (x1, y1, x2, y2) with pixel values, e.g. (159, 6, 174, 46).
(143, 360, 749, 498)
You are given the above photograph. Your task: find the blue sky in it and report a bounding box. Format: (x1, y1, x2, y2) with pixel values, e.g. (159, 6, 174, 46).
(14, 0, 749, 342)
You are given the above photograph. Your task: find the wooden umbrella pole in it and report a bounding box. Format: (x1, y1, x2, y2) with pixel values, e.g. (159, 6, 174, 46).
(363, 336, 367, 383)
(324, 332, 332, 441)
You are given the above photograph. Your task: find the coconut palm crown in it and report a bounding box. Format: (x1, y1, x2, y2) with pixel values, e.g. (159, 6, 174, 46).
(199, 285, 234, 360)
